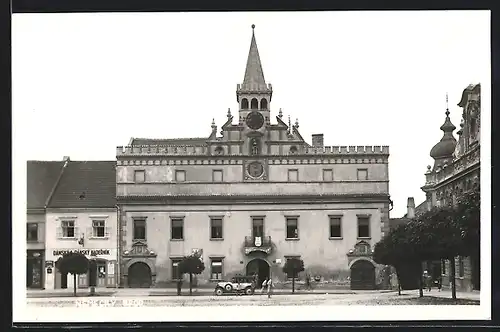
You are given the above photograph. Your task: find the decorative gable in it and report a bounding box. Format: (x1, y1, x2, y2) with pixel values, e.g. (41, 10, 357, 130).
(123, 241, 157, 257)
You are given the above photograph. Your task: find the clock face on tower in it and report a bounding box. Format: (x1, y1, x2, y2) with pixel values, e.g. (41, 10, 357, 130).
(246, 111, 265, 130)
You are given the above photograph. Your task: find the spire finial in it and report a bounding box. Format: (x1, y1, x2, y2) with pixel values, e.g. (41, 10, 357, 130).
(445, 93, 450, 116)
(278, 108, 283, 118)
(227, 108, 231, 118)
(295, 118, 299, 128)
(252, 24, 255, 30)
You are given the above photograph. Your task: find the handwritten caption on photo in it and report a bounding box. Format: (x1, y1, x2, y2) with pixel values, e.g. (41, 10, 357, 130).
(75, 299, 144, 307)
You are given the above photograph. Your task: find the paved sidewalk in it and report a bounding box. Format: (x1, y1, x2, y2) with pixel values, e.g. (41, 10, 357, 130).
(402, 289, 480, 301)
(27, 287, 397, 298)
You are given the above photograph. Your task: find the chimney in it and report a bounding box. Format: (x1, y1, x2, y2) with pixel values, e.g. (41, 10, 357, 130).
(312, 134, 324, 148)
(407, 197, 415, 219)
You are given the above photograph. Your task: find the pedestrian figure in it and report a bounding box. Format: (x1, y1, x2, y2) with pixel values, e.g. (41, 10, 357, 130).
(305, 274, 311, 291)
(261, 278, 268, 294)
(267, 278, 273, 298)
(423, 270, 432, 292)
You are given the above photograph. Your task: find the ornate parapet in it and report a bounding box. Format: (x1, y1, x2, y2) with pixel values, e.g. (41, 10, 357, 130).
(243, 236, 273, 255)
(427, 145, 480, 185)
(117, 145, 208, 156)
(302, 145, 389, 155)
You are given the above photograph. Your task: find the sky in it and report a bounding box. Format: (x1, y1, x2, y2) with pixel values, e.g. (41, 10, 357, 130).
(12, 11, 490, 218)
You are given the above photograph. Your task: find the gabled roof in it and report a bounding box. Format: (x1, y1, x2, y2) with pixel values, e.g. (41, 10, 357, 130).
(27, 161, 66, 210)
(130, 137, 208, 146)
(48, 161, 116, 209)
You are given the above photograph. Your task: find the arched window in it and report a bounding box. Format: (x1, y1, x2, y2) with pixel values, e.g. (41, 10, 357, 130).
(215, 146, 224, 155)
(251, 98, 259, 109)
(241, 98, 249, 109)
(260, 98, 268, 110)
(250, 138, 260, 155)
(289, 146, 298, 154)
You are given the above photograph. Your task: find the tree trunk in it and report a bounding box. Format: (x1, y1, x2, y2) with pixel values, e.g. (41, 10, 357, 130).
(189, 273, 193, 296)
(396, 271, 402, 296)
(292, 273, 295, 294)
(73, 274, 77, 297)
(450, 256, 457, 300)
(418, 263, 423, 298)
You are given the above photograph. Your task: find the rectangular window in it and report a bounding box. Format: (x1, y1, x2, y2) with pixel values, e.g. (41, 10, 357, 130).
(210, 258, 223, 280)
(175, 170, 186, 182)
(92, 220, 106, 238)
(288, 169, 299, 182)
(62, 220, 75, 238)
(323, 169, 333, 182)
(286, 217, 299, 239)
(212, 170, 223, 182)
(458, 256, 464, 277)
(441, 259, 447, 275)
(171, 218, 184, 240)
(172, 259, 182, 280)
(27, 223, 38, 242)
(210, 217, 223, 239)
(357, 168, 368, 180)
(329, 216, 342, 238)
(134, 170, 145, 183)
(133, 219, 146, 240)
(252, 217, 264, 238)
(357, 216, 370, 238)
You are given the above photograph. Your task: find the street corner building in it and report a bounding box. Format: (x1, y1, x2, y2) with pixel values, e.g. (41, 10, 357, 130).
(26, 159, 67, 289)
(420, 84, 481, 292)
(115, 26, 391, 290)
(39, 158, 119, 290)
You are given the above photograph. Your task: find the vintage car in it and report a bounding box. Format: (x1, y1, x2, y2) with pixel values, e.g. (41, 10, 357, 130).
(214, 275, 256, 296)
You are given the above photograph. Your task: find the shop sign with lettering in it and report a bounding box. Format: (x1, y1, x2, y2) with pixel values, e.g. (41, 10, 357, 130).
(52, 249, 111, 256)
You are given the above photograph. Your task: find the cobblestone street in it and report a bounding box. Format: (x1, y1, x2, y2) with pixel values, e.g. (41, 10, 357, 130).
(26, 290, 479, 308)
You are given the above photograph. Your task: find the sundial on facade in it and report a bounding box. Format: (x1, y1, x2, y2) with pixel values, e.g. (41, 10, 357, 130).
(246, 111, 264, 130)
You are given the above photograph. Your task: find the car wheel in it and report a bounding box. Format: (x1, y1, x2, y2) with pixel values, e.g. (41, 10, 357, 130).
(224, 284, 233, 292)
(245, 287, 254, 295)
(215, 287, 224, 296)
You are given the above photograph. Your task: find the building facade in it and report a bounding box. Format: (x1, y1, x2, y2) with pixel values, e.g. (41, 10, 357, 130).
(420, 84, 481, 291)
(26, 160, 67, 289)
(116, 26, 391, 290)
(43, 159, 119, 290)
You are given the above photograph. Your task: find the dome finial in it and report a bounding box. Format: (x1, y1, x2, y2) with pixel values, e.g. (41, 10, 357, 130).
(445, 92, 450, 116)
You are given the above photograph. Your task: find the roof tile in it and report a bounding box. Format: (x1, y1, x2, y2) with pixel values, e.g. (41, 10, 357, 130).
(27, 161, 66, 209)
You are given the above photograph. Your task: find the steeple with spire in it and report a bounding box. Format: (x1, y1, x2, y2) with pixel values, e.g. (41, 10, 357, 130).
(236, 24, 273, 125)
(429, 93, 457, 169)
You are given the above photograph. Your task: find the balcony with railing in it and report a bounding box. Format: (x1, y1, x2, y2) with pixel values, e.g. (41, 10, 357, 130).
(244, 236, 273, 255)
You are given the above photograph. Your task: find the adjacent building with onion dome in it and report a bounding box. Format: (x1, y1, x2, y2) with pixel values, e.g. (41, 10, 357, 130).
(115, 25, 391, 290)
(421, 84, 481, 292)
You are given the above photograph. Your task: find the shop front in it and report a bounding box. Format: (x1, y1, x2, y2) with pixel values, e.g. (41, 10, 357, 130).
(45, 248, 118, 289)
(26, 250, 45, 289)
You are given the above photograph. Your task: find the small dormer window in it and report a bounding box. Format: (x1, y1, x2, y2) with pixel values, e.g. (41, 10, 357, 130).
(289, 146, 298, 154)
(215, 146, 224, 155)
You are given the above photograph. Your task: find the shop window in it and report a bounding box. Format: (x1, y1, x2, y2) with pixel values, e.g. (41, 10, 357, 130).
(286, 217, 299, 239)
(171, 259, 182, 280)
(27, 223, 38, 242)
(329, 216, 342, 238)
(210, 217, 223, 240)
(210, 258, 223, 280)
(458, 256, 465, 277)
(133, 218, 146, 241)
(171, 218, 184, 240)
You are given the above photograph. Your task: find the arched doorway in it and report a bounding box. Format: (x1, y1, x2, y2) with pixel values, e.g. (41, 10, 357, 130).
(246, 258, 270, 287)
(350, 259, 376, 290)
(128, 262, 152, 288)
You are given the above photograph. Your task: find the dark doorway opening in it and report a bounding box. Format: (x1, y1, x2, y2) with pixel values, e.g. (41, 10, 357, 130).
(246, 258, 270, 287)
(128, 262, 152, 288)
(471, 251, 480, 290)
(350, 260, 376, 290)
(61, 271, 68, 289)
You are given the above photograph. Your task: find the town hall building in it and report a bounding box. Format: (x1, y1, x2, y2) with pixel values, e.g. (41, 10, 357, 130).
(115, 26, 391, 290)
